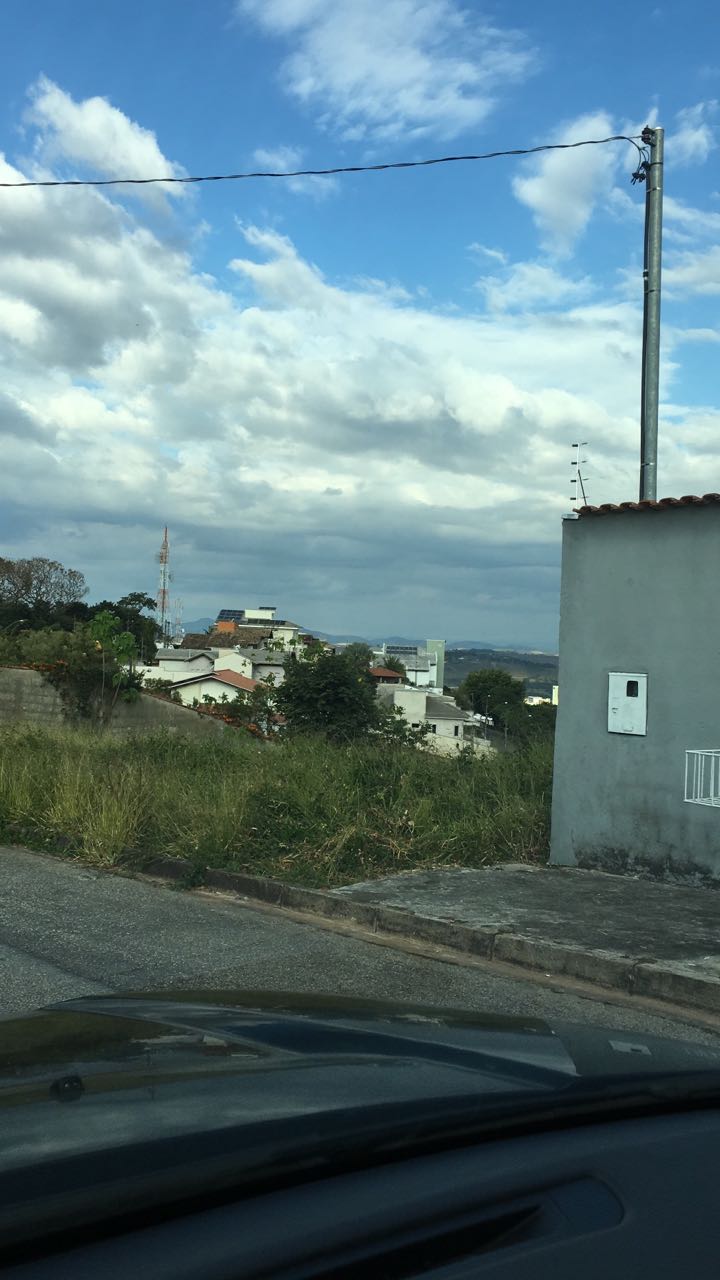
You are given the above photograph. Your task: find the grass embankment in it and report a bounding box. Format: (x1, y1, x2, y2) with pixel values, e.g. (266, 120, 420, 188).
(0, 725, 553, 887)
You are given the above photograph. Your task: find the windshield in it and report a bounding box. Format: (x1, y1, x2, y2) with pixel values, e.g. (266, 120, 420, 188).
(1, 0, 720, 1245)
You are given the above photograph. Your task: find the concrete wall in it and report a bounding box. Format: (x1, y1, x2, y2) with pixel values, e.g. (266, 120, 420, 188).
(550, 505, 720, 882)
(0, 667, 226, 737)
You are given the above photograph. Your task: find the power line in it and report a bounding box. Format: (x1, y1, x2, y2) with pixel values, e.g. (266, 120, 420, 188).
(0, 134, 646, 189)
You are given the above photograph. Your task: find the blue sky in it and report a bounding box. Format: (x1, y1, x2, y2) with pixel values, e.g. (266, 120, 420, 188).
(0, 0, 718, 647)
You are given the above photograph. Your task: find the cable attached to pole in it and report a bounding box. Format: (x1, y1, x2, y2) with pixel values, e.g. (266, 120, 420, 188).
(0, 134, 646, 189)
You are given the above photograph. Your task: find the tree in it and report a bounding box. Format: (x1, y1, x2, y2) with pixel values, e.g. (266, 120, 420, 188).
(456, 668, 526, 728)
(343, 642, 375, 670)
(277, 651, 380, 741)
(89, 593, 159, 660)
(0, 557, 87, 611)
(382, 655, 406, 677)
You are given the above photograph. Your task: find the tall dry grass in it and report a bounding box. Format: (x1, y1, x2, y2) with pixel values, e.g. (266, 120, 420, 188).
(0, 725, 553, 885)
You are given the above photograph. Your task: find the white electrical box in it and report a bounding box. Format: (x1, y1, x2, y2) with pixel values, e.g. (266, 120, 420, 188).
(608, 672, 647, 735)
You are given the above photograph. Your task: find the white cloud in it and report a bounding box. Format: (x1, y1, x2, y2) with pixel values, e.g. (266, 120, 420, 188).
(477, 262, 594, 312)
(664, 195, 720, 236)
(237, 0, 536, 142)
(512, 111, 619, 255)
(25, 76, 186, 205)
(252, 144, 337, 198)
(671, 101, 717, 166)
(664, 245, 720, 295)
(3, 82, 720, 644)
(468, 242, 508, 265)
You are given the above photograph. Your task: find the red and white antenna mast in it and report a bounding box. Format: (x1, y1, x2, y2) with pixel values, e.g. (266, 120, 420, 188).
(155, 526, 171, 643)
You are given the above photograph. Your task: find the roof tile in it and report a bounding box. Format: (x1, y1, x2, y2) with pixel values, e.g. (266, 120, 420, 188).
(576, 493, 720, 517)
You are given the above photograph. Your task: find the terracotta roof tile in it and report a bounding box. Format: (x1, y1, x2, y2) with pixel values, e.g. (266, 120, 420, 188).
(170, 669, 258, 692)
(576, 493, 720, 517)
(369, 667, 404, 679)
(213, 669, 258, 692)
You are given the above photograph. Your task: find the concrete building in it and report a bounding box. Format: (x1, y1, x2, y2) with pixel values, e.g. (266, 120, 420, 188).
(369, 666, 404, 686)
(376, 685, 490, 755)
(140, 648, 216, 681)
(373, 642, 444, 690)
(550, 493, 720, 882)
(167, 668, 258, 707)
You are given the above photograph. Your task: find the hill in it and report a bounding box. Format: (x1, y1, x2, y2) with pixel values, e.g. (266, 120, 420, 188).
(444, 648, 558, 698)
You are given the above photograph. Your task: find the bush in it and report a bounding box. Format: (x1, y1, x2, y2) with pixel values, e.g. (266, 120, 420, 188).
(0, 725, 553, 886)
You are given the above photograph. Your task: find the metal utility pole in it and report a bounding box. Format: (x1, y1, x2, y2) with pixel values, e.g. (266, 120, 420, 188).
(639, 125, 664, 502)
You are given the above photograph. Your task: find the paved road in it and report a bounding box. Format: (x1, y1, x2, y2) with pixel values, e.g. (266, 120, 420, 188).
(2, 846, 720, 1049)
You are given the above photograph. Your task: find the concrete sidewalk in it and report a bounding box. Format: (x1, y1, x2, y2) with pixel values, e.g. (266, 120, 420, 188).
(189, 862, 720, 1016)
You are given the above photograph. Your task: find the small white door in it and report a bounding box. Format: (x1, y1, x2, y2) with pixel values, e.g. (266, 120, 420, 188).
(608, 672, 648, 735)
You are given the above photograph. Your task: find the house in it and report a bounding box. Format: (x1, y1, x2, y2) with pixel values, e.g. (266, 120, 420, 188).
(166, 668, 258, 707)
(369, 666, 404, 685)
(181, 627, 274, 652)
(233, 647, 288, 685)
(376, 685, 490, 755)
(140, 648, 217, 681)
(550, 493, 720, 882)
(373, 640, 446, 691)
(212, 607, 305, 649)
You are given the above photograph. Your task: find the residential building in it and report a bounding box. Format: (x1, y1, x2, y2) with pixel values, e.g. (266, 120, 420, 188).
(166, 668, 258, 707)
(139, 648, 216, 682)
(376, 684, 491, 756)
(550, 493, 720, 882)
(369, 666, 404, 685)
(232, 647, 288, 685)
(212, 607, 304, 648)
(373, 641, 444, 691)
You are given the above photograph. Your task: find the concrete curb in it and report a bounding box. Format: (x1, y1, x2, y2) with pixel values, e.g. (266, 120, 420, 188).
(141, 858, 720, 1017)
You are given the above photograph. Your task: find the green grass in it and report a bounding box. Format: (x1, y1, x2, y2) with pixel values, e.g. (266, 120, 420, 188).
(0, 725, 553, 887)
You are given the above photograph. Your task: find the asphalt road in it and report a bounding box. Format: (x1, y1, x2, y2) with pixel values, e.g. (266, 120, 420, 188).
(2, 846, 720, 1049)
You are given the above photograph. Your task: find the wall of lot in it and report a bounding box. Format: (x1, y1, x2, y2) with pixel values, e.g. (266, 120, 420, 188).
(0, 667, 226, 738)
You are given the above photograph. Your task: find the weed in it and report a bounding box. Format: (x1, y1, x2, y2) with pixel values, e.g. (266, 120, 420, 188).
(0, 725, 553, 885)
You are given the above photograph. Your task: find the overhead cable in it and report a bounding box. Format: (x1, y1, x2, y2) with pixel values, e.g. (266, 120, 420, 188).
(0, 134, 646, 189)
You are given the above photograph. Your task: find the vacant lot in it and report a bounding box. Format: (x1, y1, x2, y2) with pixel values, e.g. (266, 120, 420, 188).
(0, 725, 552, 886)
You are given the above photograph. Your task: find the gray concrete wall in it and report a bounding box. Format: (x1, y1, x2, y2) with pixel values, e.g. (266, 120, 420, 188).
(0, 667, 226, 738)
(550, 505, 720, 882)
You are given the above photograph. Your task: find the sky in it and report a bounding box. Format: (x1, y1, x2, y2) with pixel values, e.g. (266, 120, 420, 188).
(0, 1, 718, 649)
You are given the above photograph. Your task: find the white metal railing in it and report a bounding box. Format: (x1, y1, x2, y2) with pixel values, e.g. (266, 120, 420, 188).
(684, 750, 720, 807)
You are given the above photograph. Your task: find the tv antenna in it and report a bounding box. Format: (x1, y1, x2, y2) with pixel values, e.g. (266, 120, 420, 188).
(570, 442, 590, 507)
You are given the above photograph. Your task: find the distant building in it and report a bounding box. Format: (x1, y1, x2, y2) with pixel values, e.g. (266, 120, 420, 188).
(168, 668, 258, 706)
(373, 640, 445, 691)
(369, 666, 404, 685)
(376, 685, 492, 756)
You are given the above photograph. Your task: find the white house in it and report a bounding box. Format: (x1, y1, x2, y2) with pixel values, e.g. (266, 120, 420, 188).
(373, 643, 443, 691)
(138, 648, 217, 683)
(166, 668, 258, 707)
(376, 685, 490, 755)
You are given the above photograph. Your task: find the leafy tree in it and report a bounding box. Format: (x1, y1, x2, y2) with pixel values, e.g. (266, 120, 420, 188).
(382, 655, 406, 677)
(343, 642, 375, 670)
(277, 651, 380, 741)
(89, 593, 158, 660)
(0, 557, 87, 611)
(456, 669, 526, 728)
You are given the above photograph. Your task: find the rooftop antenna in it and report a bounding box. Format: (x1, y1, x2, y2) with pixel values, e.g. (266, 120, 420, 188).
(570, 442, 590, 507)
(155, 526, 172, 643)
(172, 597, 184, 642)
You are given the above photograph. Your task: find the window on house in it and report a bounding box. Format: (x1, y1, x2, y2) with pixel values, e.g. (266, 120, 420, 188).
(626, 680, 639, 698)
(453, 725, 460, 737)
(429, 724, 436, 733)
(411, 723, 420, 729)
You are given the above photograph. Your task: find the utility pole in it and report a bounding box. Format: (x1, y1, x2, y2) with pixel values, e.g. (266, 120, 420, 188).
(639, 125, 664, 502)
